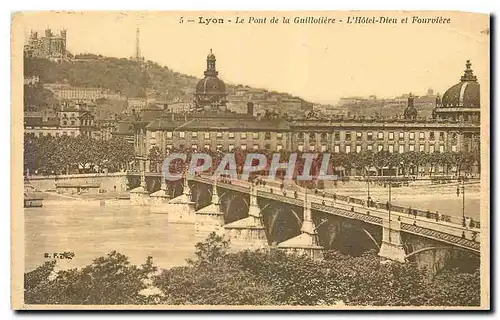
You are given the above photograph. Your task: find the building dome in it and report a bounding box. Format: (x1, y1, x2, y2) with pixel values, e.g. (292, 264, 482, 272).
(195, 76, 226, 95)
(194, 49, 227, 109)
(441, 60, 480, 108)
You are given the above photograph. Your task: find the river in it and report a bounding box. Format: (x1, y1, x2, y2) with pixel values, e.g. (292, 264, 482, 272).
(25, 203, 198, 273)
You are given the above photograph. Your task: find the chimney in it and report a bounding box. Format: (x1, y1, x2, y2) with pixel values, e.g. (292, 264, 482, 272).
(247, 102, 254, 116)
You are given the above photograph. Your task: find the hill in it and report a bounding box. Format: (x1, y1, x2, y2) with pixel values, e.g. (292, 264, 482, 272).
(23, 55, 313, 106)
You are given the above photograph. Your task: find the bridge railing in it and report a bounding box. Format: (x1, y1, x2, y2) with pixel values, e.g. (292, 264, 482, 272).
(191, 176, 480, 229)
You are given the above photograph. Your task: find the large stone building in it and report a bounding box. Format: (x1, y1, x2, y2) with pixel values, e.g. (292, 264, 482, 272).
(43, 84, 104, 103)
(24, 103, 107, 139)
(24, 29, 67, 61)
(128, 55, 481, 175)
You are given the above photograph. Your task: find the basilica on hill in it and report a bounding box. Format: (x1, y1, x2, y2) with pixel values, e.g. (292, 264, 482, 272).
(129, 50, 481, 175)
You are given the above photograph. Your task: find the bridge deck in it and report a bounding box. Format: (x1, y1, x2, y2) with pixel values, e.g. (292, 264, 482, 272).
(191, 176, 480, 253)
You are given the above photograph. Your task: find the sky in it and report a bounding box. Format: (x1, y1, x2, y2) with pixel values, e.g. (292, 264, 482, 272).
(13, 11, 490, 104)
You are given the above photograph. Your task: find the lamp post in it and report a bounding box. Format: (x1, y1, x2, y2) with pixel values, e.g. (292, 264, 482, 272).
(462, 172, 466, 227)
(388, 173, 392, 242)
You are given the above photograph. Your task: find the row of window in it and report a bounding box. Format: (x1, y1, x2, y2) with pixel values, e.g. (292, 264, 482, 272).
(156, 131, 456, 141)
(162, 143, 457, 153)
(160, 131, 283, 140)
(297, 131, 451, 141)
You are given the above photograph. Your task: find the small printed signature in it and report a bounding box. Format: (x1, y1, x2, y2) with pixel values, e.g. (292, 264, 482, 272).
(44, 252, 75, 260)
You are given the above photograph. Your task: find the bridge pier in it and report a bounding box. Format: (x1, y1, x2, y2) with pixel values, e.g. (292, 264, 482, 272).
(150, 177, 171, 210)
(165, 175, 196, 224)
(278, 192, 324, 260)
(195, 178, 225, 240)
(378, 218, 407, 262)
(130, 171, 150, 206)
(224, 184, 268, 251)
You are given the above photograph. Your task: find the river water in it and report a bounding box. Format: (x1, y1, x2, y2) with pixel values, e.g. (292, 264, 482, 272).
(25, 203, 198, 273)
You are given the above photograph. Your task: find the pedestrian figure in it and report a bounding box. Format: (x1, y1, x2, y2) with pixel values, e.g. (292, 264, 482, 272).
(436, 211, 441, 222)
(386, 201, 390, 211)
(413, 209, 417, 219)
(270, 188, 273, 194)
(280, 182, 284, 191)
(408, 206, 412, 216)
(283, 190, 287, 197)
(457, 186, 460, 197)
(294, 190, 298, 199)
(461, 231, 466, 239)
(426, 210, 431, 219)
(333, 193, 337, 202)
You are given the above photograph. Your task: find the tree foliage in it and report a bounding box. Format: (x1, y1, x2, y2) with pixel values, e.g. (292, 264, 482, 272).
(24, 135, 134, 175)
(24, 235, 481, 306)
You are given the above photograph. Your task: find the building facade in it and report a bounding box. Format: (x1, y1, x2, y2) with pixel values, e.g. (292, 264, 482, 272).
(125, 55, 481, 175)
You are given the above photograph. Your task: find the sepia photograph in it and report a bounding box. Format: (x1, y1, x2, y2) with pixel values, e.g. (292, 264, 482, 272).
(11, 10, 490, 310)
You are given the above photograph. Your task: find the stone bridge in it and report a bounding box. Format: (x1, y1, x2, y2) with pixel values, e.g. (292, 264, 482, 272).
(128, 172, 481, 274)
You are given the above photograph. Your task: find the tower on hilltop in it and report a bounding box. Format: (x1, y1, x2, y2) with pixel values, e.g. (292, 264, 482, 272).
(135, 28, 144, 62)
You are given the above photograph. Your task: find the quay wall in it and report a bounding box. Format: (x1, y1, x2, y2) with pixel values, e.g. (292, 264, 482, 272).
(27, 173, 129, 192)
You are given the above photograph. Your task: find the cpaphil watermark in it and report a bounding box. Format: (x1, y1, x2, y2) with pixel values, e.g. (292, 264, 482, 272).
(161, 152, 339, 181)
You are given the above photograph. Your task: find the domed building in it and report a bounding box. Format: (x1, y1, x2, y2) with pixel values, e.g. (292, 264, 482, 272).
(194, 49, 228, 111)
(433, 60, 480, 122)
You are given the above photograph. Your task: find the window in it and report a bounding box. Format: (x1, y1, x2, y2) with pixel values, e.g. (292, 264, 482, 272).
(298, 144, 304, 152)
(179, 131, 185, 138)
(56, 133, 60, 137)
(409, 145, 414, 152)
(439, 132, 445, 141)
(388, 145, 394, 153)
(356, 132, 362, 141)
(367, 145, 373, 151)
(334, 132, 340, 141)
(334, 145, 340, 153)
(399, 132, 404, 140)
(345, 145, 351, 153)
(191, 144, 198, 150)
(419, 145, 425, 152)
(265, 143, 271, 149)
(367, 132, 373, 141)
(409, 132, 415, 140)
(309, 145, 316, 151)
(430, 145, 435, 153)
(439, 145, 445, 153)
(378, 132, 384, 140)
(419, 132, 425, 140)
(321, 145, 327, 152)
(216, 132, 223, 138)
(356, 145, 362, 153)
(253, 132, 259, 139)
(253, 144, 259, 150)
(345, 132, 352, 141)
(204, 132, 210, 140)
(229, 132, 235, 139)
(179, 144, 184, 149)
(71, 121, 75, 125)
(309, 132, 316, 140)
(399, 145, 404, 153)
(191, 132, 198, 138)
(241, 132, 247, 139)
(277, 133, 283, 140)
(166, 132, 173, 139)
(277, 144, 283, 151)
(71, 131, 75, 137)
(389, 132, 394, 140)
(217, 144, 223, 150)
(265, 132, 271, 140)
(321, 133, 327, 140)
(241, 145, 247, 150)
(63, 120, 67, 125)
(378, 145, 384, 152)
(204, 144, 211, 150)
(452, 145, 457, 152)
(228, 144, 235, 151)
(298, 132, 304, 139)
(430, 132, 435, 140)
(63, 131, 67, 135)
